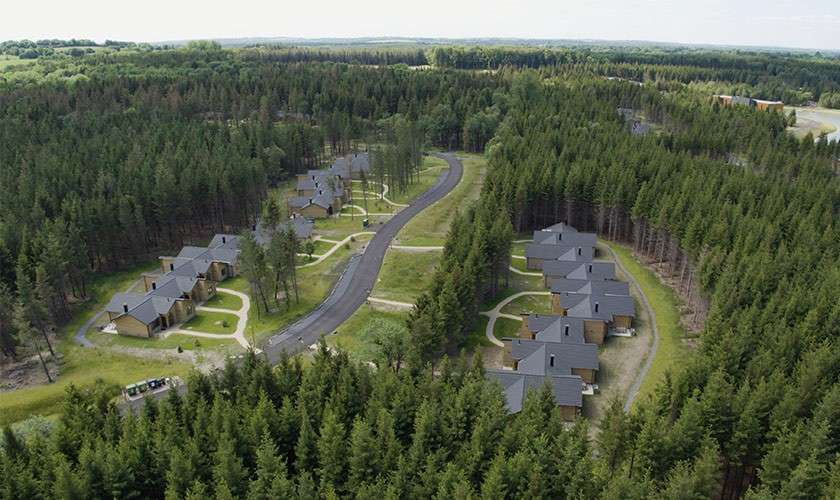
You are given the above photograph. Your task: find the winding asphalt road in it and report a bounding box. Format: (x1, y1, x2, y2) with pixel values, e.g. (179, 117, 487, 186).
(263, 153, 463, 363)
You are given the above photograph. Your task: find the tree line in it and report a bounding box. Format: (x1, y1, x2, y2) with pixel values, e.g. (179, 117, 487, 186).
(1, 350, 729, 499)
(424, 70, 840, 497)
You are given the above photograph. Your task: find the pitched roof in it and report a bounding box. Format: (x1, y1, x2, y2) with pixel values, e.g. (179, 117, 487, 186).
(558, 293, 635, 321)
(485, 370, 583, 412)
(349, 152, 369, 173)
(543, 222, 578, 233)
(148, 274, 198, 299)
(532, 229, 597, 247)
(167, 258, 213, 278)
(507, 338, 599, 375)
(106, 292, 180, 325)
(525, 243, 594, 261)
(542, 261, 615, 281)
(550, 278, 630, 296)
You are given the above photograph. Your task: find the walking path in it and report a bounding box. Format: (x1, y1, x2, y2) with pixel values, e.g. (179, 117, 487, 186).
(390, 245, 444, 252)
(297, 232, 376, 268)
(165, 288, 254, 350)
(367, 297, 415, 310)
(601, 243, 660, 411)
(479, 291, 551, 347)
(74, 276, 147, 347)
(264, 153, 463, 362)
(339, 204, 396, 217)
(509, 265, 542, 276)
(351, 180, 410, 207)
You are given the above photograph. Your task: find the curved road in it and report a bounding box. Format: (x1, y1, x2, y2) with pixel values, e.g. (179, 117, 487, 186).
(263, 153, 463, 362)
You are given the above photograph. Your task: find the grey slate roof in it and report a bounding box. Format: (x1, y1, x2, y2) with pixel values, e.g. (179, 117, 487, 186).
(106, 292, 180, 325)
(167, 258, 213, 278)
(507, 338, 599, 376)
(525, 243, 594, 261)
(329, 157, 350, 178)
(543, 223, 578, 233)
(148, 274, 198, 299)
(558, 293, 635, 321)
(524, 315, 587, 344)
(532, 229, 597, 247)
(542, 261, 616, 281)
(550, 278, 630, 296)
(349, 152, 370, 174)
(486, 370, 583, 412)
(251, 218, 314, 245)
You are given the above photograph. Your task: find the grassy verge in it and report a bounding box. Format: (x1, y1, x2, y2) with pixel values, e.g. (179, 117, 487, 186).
(500, 294, 552, 316)
(509, 257, 530, 273)
(372, 249, 441, 302)
(204, 291, 243, 310)
(494, 317, 522, 342)
(327, 304, 409, 360)
(313, 215, 388, 240)
(92, 332, 239, 352)
(182, 311, 239, 334)
(605, 241, 688, 407)
(397, 153, 487, 246)
(384, 156, 449, 205)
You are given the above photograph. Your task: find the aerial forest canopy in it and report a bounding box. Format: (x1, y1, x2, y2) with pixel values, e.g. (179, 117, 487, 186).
(1, 44, 840, 498)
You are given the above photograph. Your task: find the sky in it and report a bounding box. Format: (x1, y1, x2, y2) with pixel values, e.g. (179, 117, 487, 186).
(3, 0, 839, 51)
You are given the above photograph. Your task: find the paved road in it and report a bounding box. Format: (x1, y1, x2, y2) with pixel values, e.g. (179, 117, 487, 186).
(264, 153, 463, 362)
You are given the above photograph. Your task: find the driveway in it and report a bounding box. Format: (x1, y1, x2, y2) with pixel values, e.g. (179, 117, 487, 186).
(263, 153, 464, 362)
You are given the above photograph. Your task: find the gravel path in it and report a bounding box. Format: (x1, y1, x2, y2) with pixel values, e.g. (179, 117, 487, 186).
(600, 243, 660, 411)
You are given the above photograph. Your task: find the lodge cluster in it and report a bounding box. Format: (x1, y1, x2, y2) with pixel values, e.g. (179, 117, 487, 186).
(287, 152, 370, 218)
(103, 219, 313, 338)
(486, 223, 636, 420)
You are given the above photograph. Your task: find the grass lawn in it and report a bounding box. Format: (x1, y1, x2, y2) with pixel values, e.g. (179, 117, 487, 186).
(494, 317, 522, 342)
(327, 304, 409, 359)
(512, 241, 527, 256)
(384, 156, 450, 205)
(500, 294, 552, 316)
(605, 241, 688, 408)
(204, 291, 243, 310)
(372, 249, 441, 302)
(510, 257, 531, 273)
(308, 240, 336, 256)
(182, 311, 239, 334)
(397, 153, 487, 246)
(92, 331, 239, 352)
(313, 215, 388, 239)
(0, 345, 192, 426)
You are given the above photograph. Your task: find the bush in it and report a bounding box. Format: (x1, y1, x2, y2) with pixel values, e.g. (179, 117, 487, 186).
(221, 320, 229, 328)
(344, 243, 351, 249)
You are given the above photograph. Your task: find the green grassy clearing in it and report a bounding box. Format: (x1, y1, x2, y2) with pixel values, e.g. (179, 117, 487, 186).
(605, 241, 688, 408)
(397, 153, 487, 246)
(0, 55, 37, 70)
(306, 239, 335, 255)
(327, 304, 409, 359)
(372, 249, 441, 302)
(182, 311, 238, 334)
(494, 317, 522, 342)
(204, 291, 243, 310)
(384, 156, 449, 205)
(91, 331, 239, 352)
(313, 215, 388, 239)
(0, 345, 192, 426)
(500, 294, 552, 316)
(511, 241, 527, 256)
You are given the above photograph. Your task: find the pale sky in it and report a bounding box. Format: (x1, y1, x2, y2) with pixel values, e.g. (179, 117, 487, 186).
(3, 0, 839, 51)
